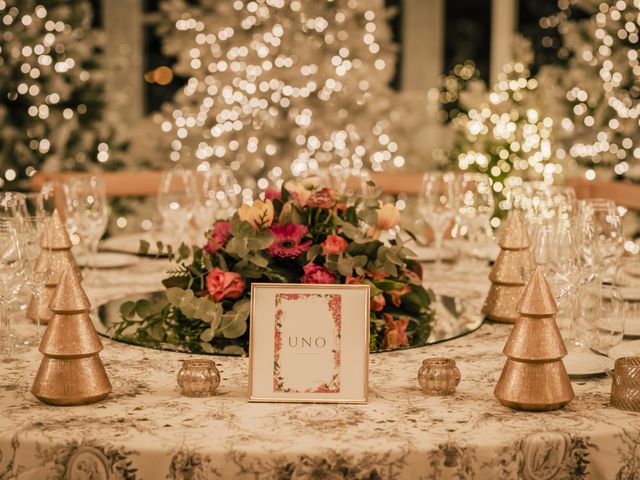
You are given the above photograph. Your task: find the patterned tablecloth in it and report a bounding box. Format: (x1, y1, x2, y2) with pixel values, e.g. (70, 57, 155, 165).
(1, 258, 638, 480)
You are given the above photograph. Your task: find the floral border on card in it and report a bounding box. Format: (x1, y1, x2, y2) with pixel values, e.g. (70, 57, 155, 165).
(273, 293, 342, 393)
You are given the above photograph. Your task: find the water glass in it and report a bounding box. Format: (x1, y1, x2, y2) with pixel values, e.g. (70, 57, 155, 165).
(65, 176, 109, 282)
(577, 198, 624, 279)
(157, 168, 197, 245)
(615, 259, 640, 338)
(193, 166, 238, 233)
(0, 220, 26, 358)
(19, 216, 51, 341)
(418, 172, 458, 269)
(533, 221, 581, 342)
(586, 284, 624, 355)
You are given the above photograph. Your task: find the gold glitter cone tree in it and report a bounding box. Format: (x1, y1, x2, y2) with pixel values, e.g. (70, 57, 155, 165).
(32, 265, 111, 405)
(494, 267, 574, 411)
(482, 209, 535, 323)
(27, 209, 81, 324)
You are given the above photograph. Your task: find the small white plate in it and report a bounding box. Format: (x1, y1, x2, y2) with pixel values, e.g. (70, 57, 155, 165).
(564, 351, 613, 377)
(100, 233, 163, 256)
(407, 245, 457, 263)
(77, 252, 139, 269)
(609, 341, 640, 361)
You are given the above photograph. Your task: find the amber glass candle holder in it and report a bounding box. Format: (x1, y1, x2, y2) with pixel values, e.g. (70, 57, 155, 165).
(177, 359, 220, 397)
(418, 357, 461, 396)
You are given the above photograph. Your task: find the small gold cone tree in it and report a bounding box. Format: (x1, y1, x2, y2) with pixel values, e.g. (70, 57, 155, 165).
(494, 267, 574, 411)
(32, 265, 111, 406)
(27, 209, 81, 324)
(482, 209, 535, 323)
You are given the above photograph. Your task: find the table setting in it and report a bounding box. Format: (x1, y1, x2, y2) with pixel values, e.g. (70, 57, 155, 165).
(1, 170, 639, 480)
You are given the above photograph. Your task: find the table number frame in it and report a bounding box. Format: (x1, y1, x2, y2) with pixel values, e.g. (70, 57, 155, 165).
(248, 283, 370, 403)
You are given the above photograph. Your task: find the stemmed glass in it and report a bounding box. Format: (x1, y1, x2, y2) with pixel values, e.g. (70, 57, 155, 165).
(418, 172, 458, 269)
(532, 220, 581, 343)
(457, 172, 494, 259)
(193, 166, 238, 233)
(577, 198, 624, 281)
(65, 176, 110, 283)
(18, 216, 51, 344)
(158, 168, 197, 246)
(0, 220, 26, 358)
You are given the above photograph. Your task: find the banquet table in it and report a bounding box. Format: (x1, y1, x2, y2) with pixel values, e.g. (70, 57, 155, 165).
(1, 255, 639, 480)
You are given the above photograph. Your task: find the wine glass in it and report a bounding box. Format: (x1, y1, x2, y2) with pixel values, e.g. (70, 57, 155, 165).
(157, 168, 197, 246)
(18, 216, 51, 344)
(193, 166, 238, 233)
(586, 283, 624, 355)
(532, 220, 581, 344)
(457, 172, 494, 258)
(577, 199, 624, 281)
(0, 220, 26, 358)
(418, 172, 458, 269)
(0, 192, 23, 219)
(15, 192, 47, 218)
(65, 176, 109, 283)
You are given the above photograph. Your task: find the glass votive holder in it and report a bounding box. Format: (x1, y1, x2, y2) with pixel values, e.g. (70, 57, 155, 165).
(610, 356, 640, 412)
(177, 359, 220, 397)
(418, 357, 461, 396)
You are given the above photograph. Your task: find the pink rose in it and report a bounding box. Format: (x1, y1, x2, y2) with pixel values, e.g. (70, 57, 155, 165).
(204, 221, 232, 254)
(371, 294, 386, 312)
(301, 263, 336, 284)
(307, 188, 336, 209)
(382, 313, 409, 349)
(321, 234, 348, 256)
(264, 187, 282, 201)
(206, 268, 245, 302)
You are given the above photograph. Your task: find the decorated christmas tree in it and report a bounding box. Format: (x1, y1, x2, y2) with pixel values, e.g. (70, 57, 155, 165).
(32, 265, 111, 405)
(158, 0, 412, 198)
(538, 0, 640, 178)
(494, 267, 574, 411)
(537, 0, 640, 254)
(0, 0, 127, 190)
(443, 37, 557, 226)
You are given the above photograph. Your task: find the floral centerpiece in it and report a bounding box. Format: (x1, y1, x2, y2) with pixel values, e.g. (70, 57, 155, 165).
(113, 180, 435, 354)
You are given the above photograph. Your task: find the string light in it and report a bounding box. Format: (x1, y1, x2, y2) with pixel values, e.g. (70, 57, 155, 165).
(161, 0, 399, 187)
(0, 0, 118, 189)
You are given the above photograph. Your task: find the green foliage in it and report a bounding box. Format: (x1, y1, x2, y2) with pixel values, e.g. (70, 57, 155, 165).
(116, 180, 436, 353)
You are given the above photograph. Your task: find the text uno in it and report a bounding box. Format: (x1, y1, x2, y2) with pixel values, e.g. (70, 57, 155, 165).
(288, 336, 327, 348)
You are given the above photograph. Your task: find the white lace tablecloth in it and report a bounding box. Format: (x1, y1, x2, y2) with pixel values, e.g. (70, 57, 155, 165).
(1, 258, 639, 480)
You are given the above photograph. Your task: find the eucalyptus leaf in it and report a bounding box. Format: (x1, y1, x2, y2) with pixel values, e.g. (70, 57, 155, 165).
(200, 328, 215, 342)
(120, 301, 136, 320)
(200, 342, 214, 353)
(138, 240, 150, 255)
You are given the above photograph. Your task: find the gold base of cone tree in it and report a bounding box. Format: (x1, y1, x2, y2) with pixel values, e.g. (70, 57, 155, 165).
(27, 210, 81, 324)
(32, 265, 111, 406)
(494, 267, 575, 411)
(482, 210, 535, 323)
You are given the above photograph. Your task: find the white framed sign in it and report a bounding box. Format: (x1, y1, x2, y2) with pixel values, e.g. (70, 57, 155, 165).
(248, 283, 370, 403)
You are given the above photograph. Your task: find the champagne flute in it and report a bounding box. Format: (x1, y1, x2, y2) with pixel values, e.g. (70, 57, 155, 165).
(0, 220, 26, 358)
(157, 168, 197, 246)
(418, 172, 458, 269)
(65, 176, 109, 283)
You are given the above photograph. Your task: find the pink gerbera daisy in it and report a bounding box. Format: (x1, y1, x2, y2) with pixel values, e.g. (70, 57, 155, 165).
(268, 223, 312, 258)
